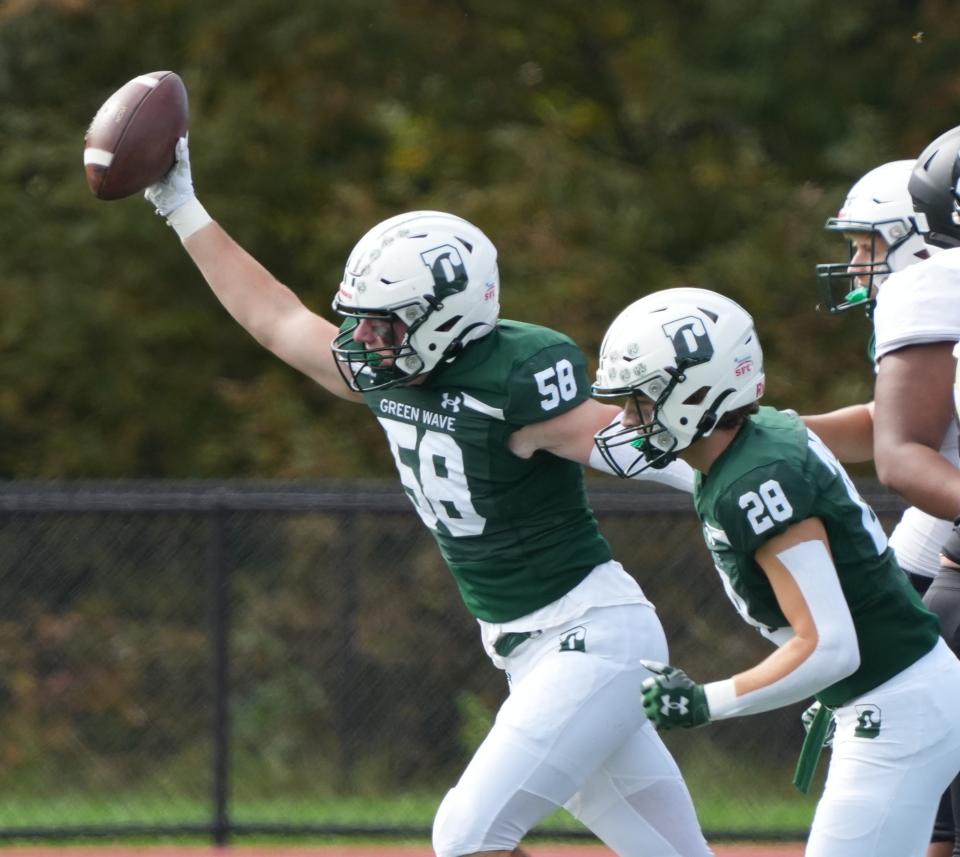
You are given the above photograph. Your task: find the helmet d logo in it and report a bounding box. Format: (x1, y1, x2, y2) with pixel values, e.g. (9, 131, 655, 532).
(420, 244, 468, 299)
(662, 316, 714, 367)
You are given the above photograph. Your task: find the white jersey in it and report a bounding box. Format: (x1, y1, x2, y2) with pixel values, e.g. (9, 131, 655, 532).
(875, 248, 960, 358)
(873, 249, 960, 576)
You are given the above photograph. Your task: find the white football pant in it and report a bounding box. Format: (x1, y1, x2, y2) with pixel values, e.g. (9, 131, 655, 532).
(432, 602, 712, 857)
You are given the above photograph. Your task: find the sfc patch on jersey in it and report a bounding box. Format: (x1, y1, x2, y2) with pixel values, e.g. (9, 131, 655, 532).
(559, 626, 586, 653)
(854, 704, 882, 738)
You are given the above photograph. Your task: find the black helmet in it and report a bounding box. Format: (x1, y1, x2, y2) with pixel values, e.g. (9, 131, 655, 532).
(908, 125, 960, 249)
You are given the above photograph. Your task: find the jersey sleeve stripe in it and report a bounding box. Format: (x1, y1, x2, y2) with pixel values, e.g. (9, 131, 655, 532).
(461, 393, 505, 420)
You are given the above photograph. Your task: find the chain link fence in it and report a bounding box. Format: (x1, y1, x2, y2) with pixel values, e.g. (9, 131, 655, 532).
(0, 480, 907, 844)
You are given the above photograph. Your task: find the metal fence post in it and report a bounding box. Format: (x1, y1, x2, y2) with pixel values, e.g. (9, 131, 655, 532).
(332, 510, 359, 791)
(207, 501, 231, 846)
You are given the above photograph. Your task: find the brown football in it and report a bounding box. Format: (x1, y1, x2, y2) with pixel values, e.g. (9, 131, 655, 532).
(83, 71, 189, 201)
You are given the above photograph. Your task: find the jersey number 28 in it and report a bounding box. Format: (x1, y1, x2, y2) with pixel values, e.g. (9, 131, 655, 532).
(739, 480, 793, 535)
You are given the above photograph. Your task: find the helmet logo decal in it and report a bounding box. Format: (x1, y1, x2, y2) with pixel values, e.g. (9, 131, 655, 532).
(662, 316, 714, 367)
(420, 244, 468, 299)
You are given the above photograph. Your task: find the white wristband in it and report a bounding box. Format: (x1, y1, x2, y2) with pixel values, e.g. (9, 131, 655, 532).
(166, 197, 212, 241)
(703, 678, 738, 720)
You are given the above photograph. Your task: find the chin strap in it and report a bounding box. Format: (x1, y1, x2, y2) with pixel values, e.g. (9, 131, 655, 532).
(440, 320, 495, 363)
(692, 388, 735, 441)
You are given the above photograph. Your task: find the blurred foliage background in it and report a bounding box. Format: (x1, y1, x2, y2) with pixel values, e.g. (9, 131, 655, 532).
(2, 0, 960, 479)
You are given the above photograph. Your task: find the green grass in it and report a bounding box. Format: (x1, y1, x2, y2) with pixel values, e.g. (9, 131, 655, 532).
(0, 735, 818, 839)
(0, 789, 814, 838)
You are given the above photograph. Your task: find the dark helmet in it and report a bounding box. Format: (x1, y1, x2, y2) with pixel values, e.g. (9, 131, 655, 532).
(908, 125, 960, 249)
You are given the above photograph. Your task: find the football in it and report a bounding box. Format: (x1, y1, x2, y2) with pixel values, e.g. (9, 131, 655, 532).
(83, 71, 189, 201)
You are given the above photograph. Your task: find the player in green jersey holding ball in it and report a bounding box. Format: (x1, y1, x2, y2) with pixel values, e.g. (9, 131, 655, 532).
(140, 140, 710, 857)
(584, 286, 960, 857)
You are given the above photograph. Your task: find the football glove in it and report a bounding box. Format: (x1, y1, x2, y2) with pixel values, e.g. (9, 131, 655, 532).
(800, 700, 835, 748)
(640, 660, 711, 730)
(145, 136, 195, 216)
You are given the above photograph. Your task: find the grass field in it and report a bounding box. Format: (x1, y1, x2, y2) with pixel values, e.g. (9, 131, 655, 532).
(0, 845, 807, 857)
(0, 798, 811, 856)
(0, 790, 814, 845)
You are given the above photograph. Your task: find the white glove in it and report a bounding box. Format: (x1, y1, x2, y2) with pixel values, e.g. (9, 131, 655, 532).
(144, 136, 211, 239)
(145, 136, 195, 215)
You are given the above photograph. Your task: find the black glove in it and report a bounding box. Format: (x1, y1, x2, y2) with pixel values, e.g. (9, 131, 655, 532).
(640, 661, 711, 730)
(941, 517, 960, 568)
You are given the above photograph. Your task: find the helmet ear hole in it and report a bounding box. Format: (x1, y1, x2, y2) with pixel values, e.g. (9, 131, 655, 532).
(682, 386, 710, 405)
(435, 315, 462, 332)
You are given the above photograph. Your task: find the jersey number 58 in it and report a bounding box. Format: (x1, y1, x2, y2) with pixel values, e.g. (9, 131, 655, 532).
(533, 359, 577, 411)
(378, 418, 486, 537)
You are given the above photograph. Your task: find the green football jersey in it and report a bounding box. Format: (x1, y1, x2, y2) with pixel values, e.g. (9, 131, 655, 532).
(362, 320, 612, 623)
(694, 406, 939, 707)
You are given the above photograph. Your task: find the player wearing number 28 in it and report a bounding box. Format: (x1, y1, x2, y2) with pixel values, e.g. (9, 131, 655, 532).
(139, 137, 710, 857)
(585, 287, 960, 857)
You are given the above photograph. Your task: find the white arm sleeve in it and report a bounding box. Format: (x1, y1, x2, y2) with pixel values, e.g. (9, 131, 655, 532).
(703, 539, 860, 719)
(587, 414, 696, 493)
(632, 457, 696, 492)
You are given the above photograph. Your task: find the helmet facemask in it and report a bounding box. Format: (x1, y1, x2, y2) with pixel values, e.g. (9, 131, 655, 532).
(331, 211, 500, 393)
(331, 304, 427, 392)
(816, 224, 890, 317)
(594, 360, 713, 475)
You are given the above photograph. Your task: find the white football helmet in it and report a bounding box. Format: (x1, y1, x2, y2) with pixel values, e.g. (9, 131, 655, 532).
(331, 211, 500, 391)
(593, 288, 764, 475)
(817, 160, 933, 315)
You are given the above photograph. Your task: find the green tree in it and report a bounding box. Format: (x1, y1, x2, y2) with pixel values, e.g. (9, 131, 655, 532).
(1, 0, 958, 477)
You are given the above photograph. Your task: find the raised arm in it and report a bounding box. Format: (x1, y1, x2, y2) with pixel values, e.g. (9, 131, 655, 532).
(144, 138, 362, 404)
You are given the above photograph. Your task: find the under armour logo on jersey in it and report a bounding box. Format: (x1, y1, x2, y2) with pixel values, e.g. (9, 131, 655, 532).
(559, 626, 586, 653)
(659, 695, 690, 716)
(441, 393, 462, 412)
(854, 704, 881, 738)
